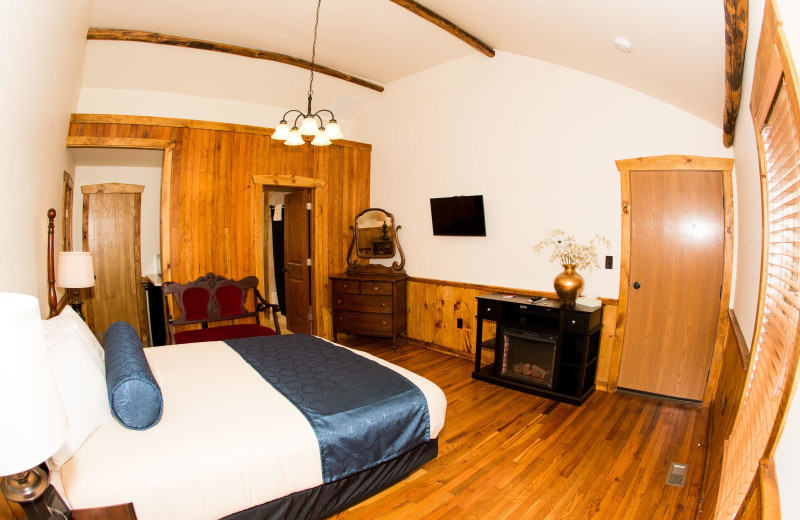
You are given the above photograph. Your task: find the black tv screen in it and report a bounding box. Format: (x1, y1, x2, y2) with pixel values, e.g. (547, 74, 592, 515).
(430, 195, 486, 236)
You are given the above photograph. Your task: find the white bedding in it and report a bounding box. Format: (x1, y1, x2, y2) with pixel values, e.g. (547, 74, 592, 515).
(53, 340, 446, 520)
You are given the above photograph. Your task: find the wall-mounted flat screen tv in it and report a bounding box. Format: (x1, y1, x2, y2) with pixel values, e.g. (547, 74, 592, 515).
(430, 195, 486, 236)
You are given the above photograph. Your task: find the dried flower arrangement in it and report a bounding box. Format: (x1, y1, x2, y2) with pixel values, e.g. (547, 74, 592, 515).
(533, 229, 611, 271)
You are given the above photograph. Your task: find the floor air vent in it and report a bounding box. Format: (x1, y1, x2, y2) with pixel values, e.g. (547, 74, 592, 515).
(666, 462, 688, 488)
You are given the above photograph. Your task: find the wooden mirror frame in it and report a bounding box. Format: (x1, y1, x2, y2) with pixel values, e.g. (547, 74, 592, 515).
(346, 208, 405, 274)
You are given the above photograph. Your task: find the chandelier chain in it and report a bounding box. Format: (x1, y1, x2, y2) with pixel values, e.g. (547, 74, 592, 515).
(308, 0, 322, 100)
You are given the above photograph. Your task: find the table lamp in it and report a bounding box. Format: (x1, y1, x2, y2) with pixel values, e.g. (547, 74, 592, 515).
(56, 252, 95, 320)
(0, 293, 70, 519)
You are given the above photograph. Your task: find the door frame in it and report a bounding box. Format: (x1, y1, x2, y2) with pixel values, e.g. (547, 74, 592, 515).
(255, 175, 326, 335)
(609, 155, 734, 406)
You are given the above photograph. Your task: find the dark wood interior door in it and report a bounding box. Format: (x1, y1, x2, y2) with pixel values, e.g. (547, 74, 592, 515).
(82, 183, 148, 345)
(284, 190, 311, 333)
(617, 169, 724, 400)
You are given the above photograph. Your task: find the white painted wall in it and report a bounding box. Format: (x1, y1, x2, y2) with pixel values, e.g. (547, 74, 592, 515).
(732, 0, 800, 515)
(351, 51, 731, 298)
(0, 1, 91, 313)
(72, 165, 163, 277)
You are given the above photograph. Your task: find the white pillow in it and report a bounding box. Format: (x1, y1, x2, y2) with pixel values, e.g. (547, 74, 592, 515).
(43, 306, 105, 373)
(41, 309, 111, 469)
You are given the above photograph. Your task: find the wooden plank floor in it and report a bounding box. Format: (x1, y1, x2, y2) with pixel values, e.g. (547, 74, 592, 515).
(331, 336, 707, 520)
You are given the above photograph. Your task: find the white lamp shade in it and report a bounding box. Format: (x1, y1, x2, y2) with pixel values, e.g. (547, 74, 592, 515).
(57, 252, 95, 288)
(325, 120, 343, 140)
(311, 128, 332, 146)
(271, 121, 290, 140)
(299, 116, 318, 136)
(0, 293, 68, 476)
(285, 128, 305, 146)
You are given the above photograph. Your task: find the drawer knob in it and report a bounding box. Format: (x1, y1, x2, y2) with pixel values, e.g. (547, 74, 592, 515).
(571, 320, 576, 325)
(343, 284, 348, 288)
(382, 303, 386, 307)
(337, 299, 342, 304)
(487, 307, 491, 312)
(382, 321, 387, 325)
(373, 286, 379, 291)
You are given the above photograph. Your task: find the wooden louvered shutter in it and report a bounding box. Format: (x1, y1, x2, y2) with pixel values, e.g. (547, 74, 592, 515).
(713, 1, 800, 517)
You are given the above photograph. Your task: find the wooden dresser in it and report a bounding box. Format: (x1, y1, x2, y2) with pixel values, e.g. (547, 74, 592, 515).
(330, 272, 408, 350)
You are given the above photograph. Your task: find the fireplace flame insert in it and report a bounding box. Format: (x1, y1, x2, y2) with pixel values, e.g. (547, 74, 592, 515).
(498, 328, 558, 389)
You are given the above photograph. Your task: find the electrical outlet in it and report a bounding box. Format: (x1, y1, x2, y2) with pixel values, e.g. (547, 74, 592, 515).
(457, 318, 463, 329)
(605, 256, 613, 269)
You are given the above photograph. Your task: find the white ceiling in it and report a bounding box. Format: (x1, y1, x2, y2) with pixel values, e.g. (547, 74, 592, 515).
(89, 0, 725, 127)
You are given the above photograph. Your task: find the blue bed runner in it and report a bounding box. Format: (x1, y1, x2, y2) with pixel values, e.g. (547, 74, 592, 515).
(225, 334, 430, 482)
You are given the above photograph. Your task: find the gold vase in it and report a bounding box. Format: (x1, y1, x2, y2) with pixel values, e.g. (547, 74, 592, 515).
(554, 264, 584, 306)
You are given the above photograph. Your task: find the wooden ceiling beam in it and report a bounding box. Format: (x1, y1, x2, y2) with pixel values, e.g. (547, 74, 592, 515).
(387, 0, 495, 58)
(87, 28, 385, 93)
(723, 0, 749, 147)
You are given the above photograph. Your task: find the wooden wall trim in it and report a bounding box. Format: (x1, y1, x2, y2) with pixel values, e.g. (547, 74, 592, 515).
(756, 458, 781, 519)
(406, 276, 619, 306)
(728, 308, 751, 368)
(253, 175, 326, 189)
(610, 155, 735, 407)
(70, 114, 373, 151)
(81, 183, 145, 194)
(87, 28, 385, 93)
(66, 136, 173, 149)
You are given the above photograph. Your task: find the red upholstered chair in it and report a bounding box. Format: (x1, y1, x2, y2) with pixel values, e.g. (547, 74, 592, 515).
(162, 273, 281, 345)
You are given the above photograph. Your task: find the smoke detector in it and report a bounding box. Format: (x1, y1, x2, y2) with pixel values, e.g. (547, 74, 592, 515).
(613, 36, 633, 53)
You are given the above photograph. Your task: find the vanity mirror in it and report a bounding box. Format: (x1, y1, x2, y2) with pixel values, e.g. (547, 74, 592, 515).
(346, 208, 405, 273)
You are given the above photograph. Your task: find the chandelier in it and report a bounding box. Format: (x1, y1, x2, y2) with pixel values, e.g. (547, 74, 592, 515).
(271, 0, 343, 146)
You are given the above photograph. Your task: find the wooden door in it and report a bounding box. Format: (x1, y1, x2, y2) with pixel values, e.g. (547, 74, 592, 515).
(284, 190, 311, 333)
(617, 169, 724, 400)
(82, 184, 148, 345)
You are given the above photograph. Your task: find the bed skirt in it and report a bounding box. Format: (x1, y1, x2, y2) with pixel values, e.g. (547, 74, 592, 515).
(222, 438, 438, 520)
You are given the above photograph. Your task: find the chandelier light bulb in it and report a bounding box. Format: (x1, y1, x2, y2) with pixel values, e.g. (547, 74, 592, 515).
(300, 116, 319, 135)
(311, 127, 332, 146)
(271, 120, 290, 140)
(325, 120, 343, 140)
(285, 128, 305, 146)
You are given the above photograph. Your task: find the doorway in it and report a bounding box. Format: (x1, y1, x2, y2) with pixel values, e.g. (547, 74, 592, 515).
(265, 188, 313, 334)
(612, 156, 734, 403)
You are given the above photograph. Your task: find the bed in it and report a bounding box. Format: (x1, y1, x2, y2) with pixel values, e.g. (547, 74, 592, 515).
(42, 210, 446, 520)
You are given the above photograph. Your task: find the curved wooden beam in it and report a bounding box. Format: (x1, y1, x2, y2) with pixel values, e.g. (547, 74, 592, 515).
(87, 28, 385, 93)
(388, 0, 494, 58)
(723, 0, 749, 148)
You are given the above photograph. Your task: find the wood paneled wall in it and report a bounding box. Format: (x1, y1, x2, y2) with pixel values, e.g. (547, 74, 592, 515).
(67, 115, 370, 339)
(699, 311, 751, 518)
(405, 278, 619, 390)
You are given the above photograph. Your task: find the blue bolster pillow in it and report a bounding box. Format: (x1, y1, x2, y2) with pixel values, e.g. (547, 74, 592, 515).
(104, 321, 163, 430)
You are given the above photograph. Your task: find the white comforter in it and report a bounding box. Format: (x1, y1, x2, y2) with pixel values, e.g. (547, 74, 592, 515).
(53, 340, 446, 520)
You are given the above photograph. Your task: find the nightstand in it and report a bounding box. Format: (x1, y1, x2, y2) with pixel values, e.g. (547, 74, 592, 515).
(72, 503, 137, 520)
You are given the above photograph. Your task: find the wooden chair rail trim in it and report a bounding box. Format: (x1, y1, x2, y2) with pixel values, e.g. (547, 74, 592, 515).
(87, 28, 385, 93)
(387, 0, 495, 58)
(66, 136, 174, 150)
(728, 308, 751, 369)
(69, 114, 373, 151)
(406, 276, 619, 306)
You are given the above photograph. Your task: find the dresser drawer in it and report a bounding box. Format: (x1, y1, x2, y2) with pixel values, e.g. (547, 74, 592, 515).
(360, 281, 393, 295)
(332, 294, 392, 314)
(335, 310, 393, 332)
(332, 279, 359, 294)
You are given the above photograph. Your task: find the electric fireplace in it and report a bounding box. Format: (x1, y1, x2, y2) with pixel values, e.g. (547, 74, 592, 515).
(472, 294, 603, 405)
(498, 328, 558, 389)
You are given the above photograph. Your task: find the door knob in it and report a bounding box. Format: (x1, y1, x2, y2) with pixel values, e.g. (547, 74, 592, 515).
(633, 281, 641, 289)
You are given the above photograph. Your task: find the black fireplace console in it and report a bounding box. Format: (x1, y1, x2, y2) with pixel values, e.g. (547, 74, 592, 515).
(472, 293, 603, 405)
